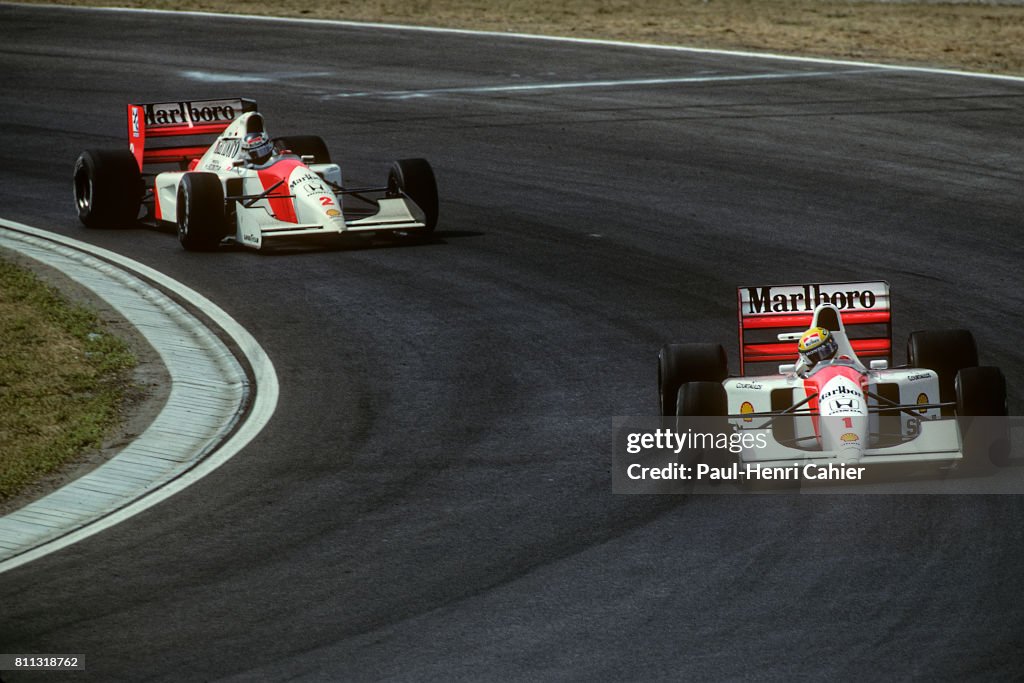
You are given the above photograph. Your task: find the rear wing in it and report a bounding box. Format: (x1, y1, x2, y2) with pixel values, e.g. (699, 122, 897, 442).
(737, 281, 892, 374)
(127, 97, 256, 170)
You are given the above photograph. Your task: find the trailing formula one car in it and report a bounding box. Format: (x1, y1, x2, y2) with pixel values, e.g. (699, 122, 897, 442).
(73, 97, 438, 250)
(658, 281, 1010, 472)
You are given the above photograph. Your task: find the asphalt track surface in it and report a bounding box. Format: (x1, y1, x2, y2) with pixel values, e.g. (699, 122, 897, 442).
(2, 5, 1024, 680)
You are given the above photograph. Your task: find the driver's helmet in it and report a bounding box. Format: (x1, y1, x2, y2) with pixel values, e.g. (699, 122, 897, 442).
(242, 131, 274, 165)
(798, 327, 839, 367)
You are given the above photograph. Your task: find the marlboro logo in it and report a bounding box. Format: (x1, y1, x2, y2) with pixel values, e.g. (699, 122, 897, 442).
(746, 283, 880, 314)
(819, 385, 860, 401)
(144, 99, 242, 127)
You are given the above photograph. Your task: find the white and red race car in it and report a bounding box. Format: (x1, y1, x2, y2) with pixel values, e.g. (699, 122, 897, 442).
(658, 281, 1010, 471)
(73, 97, 438, 250)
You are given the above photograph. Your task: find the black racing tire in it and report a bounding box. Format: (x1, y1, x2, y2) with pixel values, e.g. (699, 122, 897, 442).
(675, 381, 730, 472)
(657, 343, 728, 416)
(73, 149, 143, 228)
(956, 366, 1008, 417)
(676, 381, 728, 416)
(273, 135, 330, 164)
(176, 173, 226, 251)
(907, 329, 978, 414)
(955, 366, 1010, 467)
(388, 158, 439, 233)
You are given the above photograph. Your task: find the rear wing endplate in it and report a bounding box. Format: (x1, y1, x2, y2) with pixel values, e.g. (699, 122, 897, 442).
(737, 281, 892, 374)
(127, 97, 256, 170)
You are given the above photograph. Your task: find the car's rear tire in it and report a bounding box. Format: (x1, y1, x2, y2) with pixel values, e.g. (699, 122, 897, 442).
(177, 173, 226, 251)
(73, 149, 143, 228)
(956, 366, 1010, 467)
(273, 135, 330, 164)
(388, 158, 439, 233)
(907, 329, 978, 414)
(657, 343, 728, 416)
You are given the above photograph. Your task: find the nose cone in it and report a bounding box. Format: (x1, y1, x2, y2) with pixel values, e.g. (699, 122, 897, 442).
(820, 415, 868, 462)
(816, 373, 869, 462)
(288, 166, 345, 226)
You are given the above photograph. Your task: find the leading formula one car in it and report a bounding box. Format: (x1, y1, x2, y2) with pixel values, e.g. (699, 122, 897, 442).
(658, 281, 1010, 471)
(73, 97, 438, 250)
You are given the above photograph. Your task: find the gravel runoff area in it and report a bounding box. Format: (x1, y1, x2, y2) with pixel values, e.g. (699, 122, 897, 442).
(17, 0, 1024, 76)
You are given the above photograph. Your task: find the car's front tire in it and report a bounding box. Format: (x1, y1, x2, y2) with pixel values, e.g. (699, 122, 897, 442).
(956, 366, 1010, 467)
(73, 149, 143, 228)
(675, 380, 730, 472)
(907, 329, 978, 414)
(177, 172, 226, 251)
(676, 381, 728, 418)
(388, 158, 438, 233)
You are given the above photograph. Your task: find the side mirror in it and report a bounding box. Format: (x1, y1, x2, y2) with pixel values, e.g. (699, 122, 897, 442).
(869, 359, 889, 370)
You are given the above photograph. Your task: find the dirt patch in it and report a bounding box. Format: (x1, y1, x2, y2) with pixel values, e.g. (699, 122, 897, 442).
(21, 0, 1024, 76)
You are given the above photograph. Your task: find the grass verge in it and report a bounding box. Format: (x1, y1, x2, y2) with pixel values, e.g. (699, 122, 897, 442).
(0, 255, 135, 503)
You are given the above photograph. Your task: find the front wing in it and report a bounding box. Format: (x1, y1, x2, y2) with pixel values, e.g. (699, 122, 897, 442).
(737, 418, 962, 468)
(235, 197, 427, 249)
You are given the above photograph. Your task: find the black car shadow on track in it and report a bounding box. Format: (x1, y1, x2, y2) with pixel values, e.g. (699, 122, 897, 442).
(107, 216, 483, 256)
(248, 228, 484, 257)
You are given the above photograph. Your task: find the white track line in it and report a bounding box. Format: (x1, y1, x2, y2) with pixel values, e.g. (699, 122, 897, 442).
(324, 69, 878, 99)
(0, 220, 279, 574)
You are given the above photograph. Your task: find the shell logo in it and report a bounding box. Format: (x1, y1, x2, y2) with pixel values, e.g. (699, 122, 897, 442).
(740, 401, 754, 422)
(840, 433, 859, 442)
(917, 393, 928, 405)
(326, 209, 341, 217)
